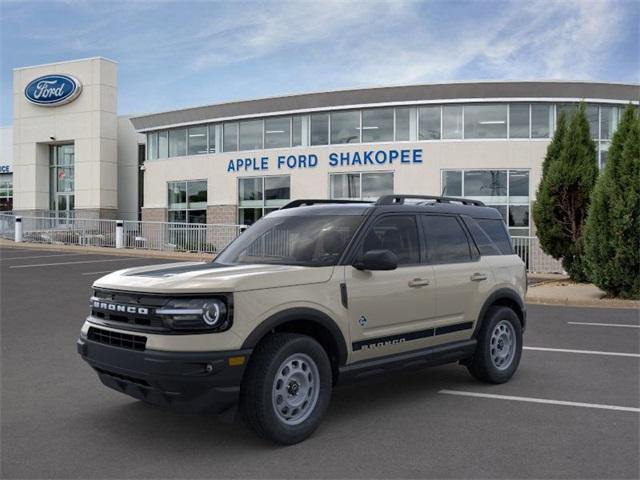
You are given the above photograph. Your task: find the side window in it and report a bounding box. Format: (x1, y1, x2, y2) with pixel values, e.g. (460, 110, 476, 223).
(360, 215, 420, 266)
(422, 215, 472, 264)
(462, 217, 501, 256)
(476, 218, 513, 255)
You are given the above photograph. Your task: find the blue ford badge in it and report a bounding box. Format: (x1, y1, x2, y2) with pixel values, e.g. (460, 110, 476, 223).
(24, 74, 82, 106)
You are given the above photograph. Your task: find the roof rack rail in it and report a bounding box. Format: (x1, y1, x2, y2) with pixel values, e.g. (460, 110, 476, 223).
(375, 195, 485, 207)
(280, 199, 373, 210)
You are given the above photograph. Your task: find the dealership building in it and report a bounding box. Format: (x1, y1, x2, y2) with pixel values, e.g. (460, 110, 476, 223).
(5, 57, 638, 236)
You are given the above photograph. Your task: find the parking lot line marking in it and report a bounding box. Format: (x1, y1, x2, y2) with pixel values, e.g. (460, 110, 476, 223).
(524, 346, 640, 358)
(568, 321, 640, 329)
(438, 390, 640, 413)
(9, 258, 136, 269)
(1, 253, 88, 261)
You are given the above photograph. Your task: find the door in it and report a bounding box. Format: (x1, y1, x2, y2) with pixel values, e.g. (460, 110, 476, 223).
(421, 214, 492, 340)
(345, 214, 436, 361)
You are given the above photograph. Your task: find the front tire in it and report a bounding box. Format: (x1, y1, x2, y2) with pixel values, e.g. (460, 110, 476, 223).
(240, 333, 332, 444)
(467, 306, 522, 384)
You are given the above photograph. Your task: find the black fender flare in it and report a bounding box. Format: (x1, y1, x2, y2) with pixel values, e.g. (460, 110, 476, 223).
(472, 288, 527, 338)
(241, 307, 349, 366)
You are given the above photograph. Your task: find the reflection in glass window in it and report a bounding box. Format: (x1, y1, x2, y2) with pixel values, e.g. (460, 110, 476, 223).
(531, 104, 552, 138)
(464, 170, 507, 200)
(362, 172, 393, 200)
(395, 107, 411, 141)
(600, 106, 619, 140)
(419, 106, 441, 140)
(509, 170, 529, 200)
(508, 205, 529, 228)
(208, 124, 216, 153)
(442, 106, 463, 139)
(168, 180, 207, 224)
(187, 126, 208, 155)
(422, 215, 471, 264)
(169, 128, 187, 157)
(223, 122, 238, 152)
(310, 113, 329, 145)
(158, 131, 168, 159)
(464, 104, 507, 139)
(147, 132, 158, 160)
(238, 176, 290, 224)
(443, 170, 462, 196)
(330, 110, 360, 144)
(292, 116, 303, 147)
(0, 173, 13, 211)
(239, 120, 263, 150)
(265, 117, 291, 149)
(330, 173, 360, 199)
(599, 142, 610, 170)
(586, 104, 599, 139)
(509, 104, 529, 138)
(365, 216, 420, 265)
(362, 108, 394, 142)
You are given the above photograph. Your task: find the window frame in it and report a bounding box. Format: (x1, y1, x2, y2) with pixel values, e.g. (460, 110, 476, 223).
(167, 179, 208, 224)
(237, 175, 291, 224)
(329, 171, 394, 201)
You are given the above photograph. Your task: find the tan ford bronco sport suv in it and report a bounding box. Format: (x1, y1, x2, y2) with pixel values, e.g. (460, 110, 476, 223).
(78, 195, 526, 444)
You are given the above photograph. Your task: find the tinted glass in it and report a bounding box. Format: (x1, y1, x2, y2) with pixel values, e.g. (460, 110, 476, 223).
(362, 108, 393, 142)
(422, 215, 471, 263)
(443, 170, 462, 196)
(442, 106, 463, 139)
(464, 104, 507, 139)
(187, 210, 207, 224)
(463, 217, 501, 256)
(292, 116, 303, 146)
(509, 104, 529, 138)
(476, 218, 513, 254)
(586, 104, 599, 139)
(238, 208, 262, 226)
(310, 113, 329, 145)
(361, 215, 419, 265)
(216, 215, 363, 267)
(147, 132, 158, 160)
(188, 126, 208, 155)
(239, 177, 262, 204)
(331, 173, 360, 199)
(362, 172, 393, 200)
(239, 120, 263, 150)
(169, 128, 187, 157)
(531, 104, 551, 138)
(508, 205, 529, 227)
(600, 106, 618, 140)
(168, 182, 187, 209)
(187, 180, 207, 209)
(223, 122, 238, 152)
(330, 110, 360, 144)
(208, 124, 217, 153)
(464, 170, 507, 201)
(158, 131, 168, 159)
(264, 176, 290, 206)
(395, 107, 411, 141)
(509, 170, 529, 200)
(419, 106, 441, 140)
(265, 117, 291, 149)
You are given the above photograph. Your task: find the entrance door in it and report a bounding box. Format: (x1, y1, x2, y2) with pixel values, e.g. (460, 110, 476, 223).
(50, 144, 75, 223)
(345, 214, 437, 361)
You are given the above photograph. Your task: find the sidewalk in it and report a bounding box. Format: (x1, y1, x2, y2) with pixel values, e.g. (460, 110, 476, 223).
(0, 238, 213, 261)
(526, 280, 640, 310)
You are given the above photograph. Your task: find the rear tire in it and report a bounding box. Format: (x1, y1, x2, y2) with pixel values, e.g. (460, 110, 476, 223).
(240, 333, 332, 444)
(467, 306, 522, 384)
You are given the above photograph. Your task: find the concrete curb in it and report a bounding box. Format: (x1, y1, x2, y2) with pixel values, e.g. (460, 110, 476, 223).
(526, 294, 640, 310)
(0, 238, 214, 261)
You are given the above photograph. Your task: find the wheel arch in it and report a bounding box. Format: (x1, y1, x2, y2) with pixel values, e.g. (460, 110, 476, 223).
(473, 288, 526, 338)
(241, 307, 349, 379)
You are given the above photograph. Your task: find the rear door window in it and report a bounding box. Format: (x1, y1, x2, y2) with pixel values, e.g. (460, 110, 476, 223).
(421, 215, 472, 264)
(462, 217, 501, 256)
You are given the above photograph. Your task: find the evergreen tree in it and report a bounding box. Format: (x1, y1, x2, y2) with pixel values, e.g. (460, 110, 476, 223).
(532, 104, 598, 281)
(584, 106, 640, 298)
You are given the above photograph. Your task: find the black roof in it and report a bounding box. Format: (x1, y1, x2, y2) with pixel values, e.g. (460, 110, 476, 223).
(274, 197, 503, 220)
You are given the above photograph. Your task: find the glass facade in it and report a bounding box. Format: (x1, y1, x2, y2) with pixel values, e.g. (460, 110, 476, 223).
(168, 180, 207, 223)
(144, 102, 624, 161)
(49, 144, 75, 218)
(330, 172, 393, 200)
(442, 169, 530, 236)
(238, 176, 290, 225)
(0, 173, 12, 211)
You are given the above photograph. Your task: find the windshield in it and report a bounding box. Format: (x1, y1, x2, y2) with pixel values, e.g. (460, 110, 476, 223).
(215, 214, 364, 267)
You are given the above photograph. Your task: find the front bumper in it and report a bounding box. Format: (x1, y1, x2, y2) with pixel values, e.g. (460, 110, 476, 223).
(77, 336, 251, 413)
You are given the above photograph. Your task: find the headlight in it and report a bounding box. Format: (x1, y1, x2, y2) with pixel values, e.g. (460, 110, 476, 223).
(156, 297, 231, 332)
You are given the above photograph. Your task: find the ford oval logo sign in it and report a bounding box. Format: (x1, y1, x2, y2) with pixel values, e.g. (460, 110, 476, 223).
(24, 74, 82, 106)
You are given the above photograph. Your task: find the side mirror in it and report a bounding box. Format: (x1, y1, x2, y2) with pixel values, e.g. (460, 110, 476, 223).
(353, 249, 398, 271)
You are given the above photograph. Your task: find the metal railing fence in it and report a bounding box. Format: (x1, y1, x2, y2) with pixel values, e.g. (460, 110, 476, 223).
(20, 216, 118, 247)
(0, 213, 15, 240)
(511, 236, 564, 274)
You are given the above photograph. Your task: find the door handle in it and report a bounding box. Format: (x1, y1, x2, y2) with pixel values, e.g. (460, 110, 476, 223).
(408, 278, 431, 287)
(470, 272, 488, 282)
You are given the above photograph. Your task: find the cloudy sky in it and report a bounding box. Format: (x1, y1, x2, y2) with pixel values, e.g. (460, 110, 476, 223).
(1, 0, 638, 125)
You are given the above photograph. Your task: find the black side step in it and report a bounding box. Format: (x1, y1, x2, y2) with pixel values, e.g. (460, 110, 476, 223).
(337, 339, 476, 384)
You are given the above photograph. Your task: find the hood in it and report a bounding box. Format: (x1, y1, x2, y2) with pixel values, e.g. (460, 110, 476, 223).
(92, 261, 335, 294)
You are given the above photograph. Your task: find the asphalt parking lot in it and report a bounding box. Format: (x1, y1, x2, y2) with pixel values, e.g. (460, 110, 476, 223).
(1, 245, 638, 479)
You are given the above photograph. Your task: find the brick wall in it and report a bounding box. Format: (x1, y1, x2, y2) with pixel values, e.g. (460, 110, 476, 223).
(207, 205, 237, 225)
(141, 208, 167, 223)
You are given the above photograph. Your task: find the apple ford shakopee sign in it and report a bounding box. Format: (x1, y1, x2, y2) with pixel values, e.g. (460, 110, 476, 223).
(24, 74, 82, 106)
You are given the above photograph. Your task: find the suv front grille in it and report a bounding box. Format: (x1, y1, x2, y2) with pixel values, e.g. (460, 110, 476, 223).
(90, 289, 169, 332)
(88, 326, 147, 351)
